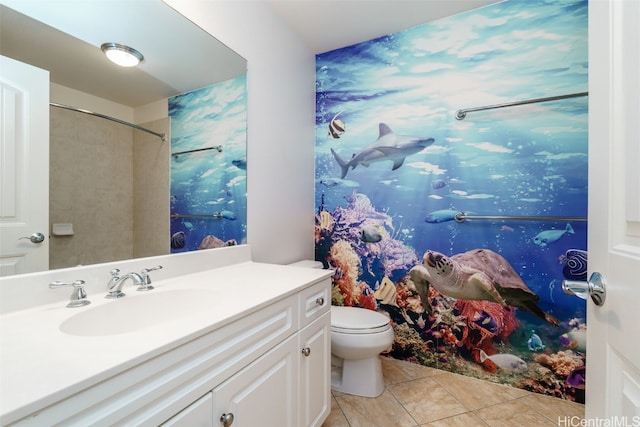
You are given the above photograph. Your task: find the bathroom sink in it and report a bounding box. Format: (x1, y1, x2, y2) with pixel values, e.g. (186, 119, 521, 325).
(60, 289, 219, 336)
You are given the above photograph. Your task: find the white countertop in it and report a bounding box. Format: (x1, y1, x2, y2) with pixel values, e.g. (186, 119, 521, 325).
(0, 261, 332, 425)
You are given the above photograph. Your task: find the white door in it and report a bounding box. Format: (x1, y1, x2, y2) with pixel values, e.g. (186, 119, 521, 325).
(586, 0, 640, 420)
(0, 55, 49, 276)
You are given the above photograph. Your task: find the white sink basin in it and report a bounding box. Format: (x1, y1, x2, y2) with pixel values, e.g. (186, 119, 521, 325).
(60, 289, 219, 336)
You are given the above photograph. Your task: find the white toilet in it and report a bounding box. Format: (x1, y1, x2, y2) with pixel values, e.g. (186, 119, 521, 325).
(288, 260, 395, 398)
(330, 306, 394, 397)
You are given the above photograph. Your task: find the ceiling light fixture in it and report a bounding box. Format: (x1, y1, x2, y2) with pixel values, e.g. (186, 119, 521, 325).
(100, 42, 144, 67)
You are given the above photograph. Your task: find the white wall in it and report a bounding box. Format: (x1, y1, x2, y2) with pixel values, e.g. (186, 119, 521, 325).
(164, 0, 317, 264)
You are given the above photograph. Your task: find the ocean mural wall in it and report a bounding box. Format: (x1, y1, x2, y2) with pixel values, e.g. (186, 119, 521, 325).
(315, 0, 588, 403)
(170, 76, 247, 252)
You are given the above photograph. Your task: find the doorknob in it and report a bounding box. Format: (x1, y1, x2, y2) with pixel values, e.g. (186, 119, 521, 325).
(19, 232, 45, 244)
(562, 272, 606, 306)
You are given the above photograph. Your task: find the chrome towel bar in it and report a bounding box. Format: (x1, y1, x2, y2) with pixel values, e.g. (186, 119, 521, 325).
(171, 213, 222, 219)
(454, 91, 588, 120)
(171, 145, 223, 158)
(454, 213, 588, 223)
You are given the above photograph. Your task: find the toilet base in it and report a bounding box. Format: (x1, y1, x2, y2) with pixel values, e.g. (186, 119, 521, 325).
(331, 355, 385, 398)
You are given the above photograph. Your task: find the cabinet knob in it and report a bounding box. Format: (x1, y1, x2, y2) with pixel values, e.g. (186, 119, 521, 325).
(315, 297, 324, 306)
(220, 412, 234, 426)
(301, 347, 311, 357)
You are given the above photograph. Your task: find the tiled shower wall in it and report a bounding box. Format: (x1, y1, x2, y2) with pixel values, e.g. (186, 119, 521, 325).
(49, 107, 169, 269)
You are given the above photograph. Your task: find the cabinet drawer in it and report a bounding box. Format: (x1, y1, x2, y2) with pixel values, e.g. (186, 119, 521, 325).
(298, 278, 330, 329)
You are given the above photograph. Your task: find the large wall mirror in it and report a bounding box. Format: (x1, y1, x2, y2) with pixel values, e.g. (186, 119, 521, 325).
(0, 0, 247, 277)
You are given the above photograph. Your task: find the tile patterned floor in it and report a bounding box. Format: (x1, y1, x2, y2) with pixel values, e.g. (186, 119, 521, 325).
(322, 356, 585, 427)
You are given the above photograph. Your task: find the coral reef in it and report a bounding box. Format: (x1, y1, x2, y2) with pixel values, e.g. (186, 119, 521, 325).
(327, 240, 377, 308)
(519, 365, 571, 400)
(535, 350, 584, 377)
(315, 190, 586, 404)
(317, 192, 417, 278)
(455, 299, 520, 354)
(390, 323, 431, 363)
(198, 234, 237, 249)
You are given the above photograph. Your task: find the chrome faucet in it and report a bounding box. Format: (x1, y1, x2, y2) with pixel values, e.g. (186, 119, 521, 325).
(140, 265, 163, 291)
(105, 265, 163, 299)
(50, 279, 91, 307)
(106, 269, 144, 299)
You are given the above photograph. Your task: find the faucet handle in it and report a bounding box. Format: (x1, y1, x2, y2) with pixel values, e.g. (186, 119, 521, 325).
(138, 265, 163, 291)
(106, 268, 126, 299)
(50, 280, 91, 308)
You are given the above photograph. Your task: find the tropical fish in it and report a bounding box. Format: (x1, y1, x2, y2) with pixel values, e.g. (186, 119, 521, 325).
(560, 330, 586, 352)
(330, 123, 434, 178)
(533, 223, 574, 247)
(318, 178, 339, 188)
(215, 210, 237, 220)
(359, 223, 384, 243)
(501, 225, 515, 232)
(231, 158, 247, 170)
(566, 366, 586, 389)
(527, 330, 546, 351)
(479, 349, 528, 373)
(318, 211, 334, 230)
(171, 231, 186, 249)
(319, 177, 359, 188)
(559, 249, 588, 281)
(431, 179, 447, 190)
(373, 277, 398, 307)
(424, 209, 460, 223)
(471, 311, 498, 333)
(327, 112, 346, 138)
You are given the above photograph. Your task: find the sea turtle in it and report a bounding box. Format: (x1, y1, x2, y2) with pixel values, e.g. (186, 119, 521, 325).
(410, 249, 559, 326)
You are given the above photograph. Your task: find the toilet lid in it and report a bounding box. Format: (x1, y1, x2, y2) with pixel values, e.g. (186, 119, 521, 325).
(331, 306, 390, 333)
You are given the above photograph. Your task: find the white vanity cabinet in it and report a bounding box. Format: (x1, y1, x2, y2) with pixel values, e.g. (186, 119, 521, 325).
(160, 278, 331, 427)
(1, 261, 333, 427)
(298, 279, 332, 427)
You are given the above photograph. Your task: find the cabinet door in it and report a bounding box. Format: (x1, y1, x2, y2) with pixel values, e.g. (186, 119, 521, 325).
(161, 392, 213, 427)
(213, 335, 299, 427)
(299, 311, 331, 427)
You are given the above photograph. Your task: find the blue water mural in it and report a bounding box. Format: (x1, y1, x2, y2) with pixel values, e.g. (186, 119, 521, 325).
(315, 0, 587, 402)
(169, 76, 247, 252)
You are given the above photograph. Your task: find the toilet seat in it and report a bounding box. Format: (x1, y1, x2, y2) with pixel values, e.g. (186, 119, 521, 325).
(331, 306, 391, 334)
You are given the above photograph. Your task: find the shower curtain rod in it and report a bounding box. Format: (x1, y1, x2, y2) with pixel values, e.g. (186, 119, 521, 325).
(50, 102, 167, 141)
(454, 91, 588, 120)
(454, 213, 588, 223)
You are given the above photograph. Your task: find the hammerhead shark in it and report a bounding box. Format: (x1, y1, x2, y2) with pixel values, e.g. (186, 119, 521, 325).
(331, 123, 434, 179)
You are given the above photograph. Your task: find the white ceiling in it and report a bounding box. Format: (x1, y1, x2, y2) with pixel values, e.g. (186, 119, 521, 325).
(264, 0, 501, 54)
(0, 1, 246, 107)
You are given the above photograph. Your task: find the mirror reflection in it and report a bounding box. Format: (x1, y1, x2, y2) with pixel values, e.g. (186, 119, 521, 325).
(0, 1, 247, 276)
